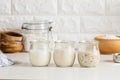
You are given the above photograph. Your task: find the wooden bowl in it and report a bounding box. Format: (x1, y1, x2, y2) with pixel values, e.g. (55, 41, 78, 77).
(95, 36, 120, 54)
(1, 41, 23, 48)
(1, 44, 24, 53)
(0, 32, 1, 49)
(1, 32, 23, 42)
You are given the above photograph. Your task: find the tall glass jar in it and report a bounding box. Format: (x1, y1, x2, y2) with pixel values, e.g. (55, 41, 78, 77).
(53, 41, 76, 67)
(78, 41, 100, 67)
(22, 21, 52, 52)
(29, 40, 51, 67)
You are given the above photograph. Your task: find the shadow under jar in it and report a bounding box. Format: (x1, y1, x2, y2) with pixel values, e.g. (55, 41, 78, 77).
(53, 41, 76, 67)
(29, 40, 51, 67)
(78, 41, 100, 68)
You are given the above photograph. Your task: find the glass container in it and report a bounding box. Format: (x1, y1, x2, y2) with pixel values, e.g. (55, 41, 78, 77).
(78, 41, 100, 67)
(113, 53, 120, 63)
(22, 21, 52, 52)
(29, 40, 51, 67)
(53, 41, 76, 67)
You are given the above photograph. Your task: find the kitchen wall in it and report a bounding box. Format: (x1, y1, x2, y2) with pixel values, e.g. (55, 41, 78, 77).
(0, 0, 120, 40)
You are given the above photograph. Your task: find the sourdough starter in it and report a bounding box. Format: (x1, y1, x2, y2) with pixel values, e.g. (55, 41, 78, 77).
(53, 48, 75, 67)
(78, 51, 100, 67)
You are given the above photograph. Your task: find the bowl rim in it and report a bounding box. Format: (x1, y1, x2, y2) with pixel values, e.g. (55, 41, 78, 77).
(5, 32, 23, 38)
(1, 32, 23, 41)
(95, 36, 120, 41)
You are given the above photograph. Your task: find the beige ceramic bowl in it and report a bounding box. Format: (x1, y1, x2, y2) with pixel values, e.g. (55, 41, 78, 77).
(95, 36, 120, 54)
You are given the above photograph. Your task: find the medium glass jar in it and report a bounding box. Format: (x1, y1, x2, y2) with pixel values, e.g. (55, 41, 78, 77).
(78, 41, 100, 67)
(53, 41, 76, 67)
(22, 21, 52, 52)
(29, 40, 51, 67)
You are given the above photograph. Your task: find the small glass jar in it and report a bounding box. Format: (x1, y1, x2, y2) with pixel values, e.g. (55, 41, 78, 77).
(53, 41, 76, 67)
(78, 41, 100, 67)
(22, 21, 52, 52)
(29, 40, 51, 67)
(113, 53, 120, 63)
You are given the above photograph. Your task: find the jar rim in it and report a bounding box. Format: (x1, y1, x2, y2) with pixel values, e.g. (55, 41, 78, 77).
(22, 21, 52, 30)
(78, 40, 98, 44)
(24, 20, 52, 24)
(55, 40, 75, 43)
(23, 22, 52, 25)
(30, 40, 50, 43)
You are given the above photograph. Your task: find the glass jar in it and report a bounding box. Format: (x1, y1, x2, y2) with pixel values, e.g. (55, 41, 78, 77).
(29, 40, 51, 67)
(113, 53, 120, 63)
(22, 21, 52, 52)
(53, 41, 76, 67)
(78, 41, 100, 67)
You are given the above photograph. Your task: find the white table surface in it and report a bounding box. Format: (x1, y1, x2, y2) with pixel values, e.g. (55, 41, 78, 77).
(0, 53, 120, 80)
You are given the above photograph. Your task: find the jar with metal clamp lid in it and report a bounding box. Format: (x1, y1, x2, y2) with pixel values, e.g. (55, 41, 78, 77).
(21, 21, 52, 52)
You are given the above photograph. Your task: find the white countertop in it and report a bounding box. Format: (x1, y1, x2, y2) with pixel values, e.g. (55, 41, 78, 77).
(0, 53, 120, 80)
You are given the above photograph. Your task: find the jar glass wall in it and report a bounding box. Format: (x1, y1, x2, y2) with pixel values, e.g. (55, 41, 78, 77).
(29, 40, 51, 67)
(22, 21, 52, 52)
(78, 41, 100, 67)
(53, 41, 76, 67)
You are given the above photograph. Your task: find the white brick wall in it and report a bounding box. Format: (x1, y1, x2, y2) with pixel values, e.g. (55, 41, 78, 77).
(58, 0, 105, 16)
(0, 0, 11, 15)
(106, 0, 120, 16)
(12, 0, 57, 15)
(0, 0, 120, 39)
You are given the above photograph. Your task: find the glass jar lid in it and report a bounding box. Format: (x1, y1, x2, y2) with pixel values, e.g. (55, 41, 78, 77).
(22, 21, 52, 30)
